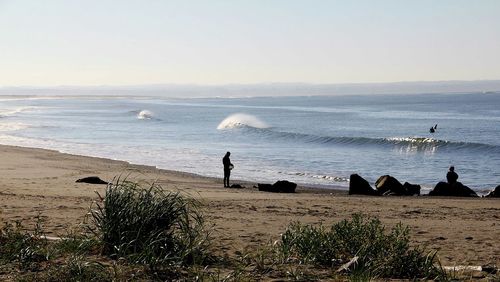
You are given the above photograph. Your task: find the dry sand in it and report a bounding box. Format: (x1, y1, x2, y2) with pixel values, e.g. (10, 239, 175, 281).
(0, 144, 498, 267)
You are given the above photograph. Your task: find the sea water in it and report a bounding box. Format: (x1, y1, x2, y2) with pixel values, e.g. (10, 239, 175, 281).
(1, 92, 499, 194)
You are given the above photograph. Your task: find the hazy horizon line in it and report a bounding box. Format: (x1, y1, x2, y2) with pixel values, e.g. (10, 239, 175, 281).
(1, 80, 499, 97)
(2, 79, 500, 89)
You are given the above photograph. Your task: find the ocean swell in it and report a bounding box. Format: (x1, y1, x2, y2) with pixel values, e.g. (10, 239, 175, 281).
(239, 128, 500, 154)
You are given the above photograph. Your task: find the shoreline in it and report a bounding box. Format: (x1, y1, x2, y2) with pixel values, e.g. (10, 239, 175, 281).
(0, 144, 498, 267)
(0, 141, 495, 196)
(0, 143, 349, 194)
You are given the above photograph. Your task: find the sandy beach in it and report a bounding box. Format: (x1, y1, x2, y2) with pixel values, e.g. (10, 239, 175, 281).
(0, 144, 498, 268)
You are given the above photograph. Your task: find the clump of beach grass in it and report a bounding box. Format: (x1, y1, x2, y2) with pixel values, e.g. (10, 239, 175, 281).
(88, 178, 212, 269)
(273, 214, 442, 280)
(0, 216, 51, 272)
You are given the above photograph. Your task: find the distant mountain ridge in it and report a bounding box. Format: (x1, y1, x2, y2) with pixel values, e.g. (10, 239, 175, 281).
(1, 80, 500, 97)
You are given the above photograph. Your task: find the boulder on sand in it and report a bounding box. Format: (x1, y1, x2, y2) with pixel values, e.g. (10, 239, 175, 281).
(349, 174, 379, 196)
(258, 180, 297, 193)
(76, 176, 108, 185)
(375, 175, 405, 195)
(429, 181, 478, 197)
(368, 175, 420, 196)
(403, 182, 421, 196)
(484, 185, 500, 198)
(257, 183, 273, 191)
(273, 180, 297, 193)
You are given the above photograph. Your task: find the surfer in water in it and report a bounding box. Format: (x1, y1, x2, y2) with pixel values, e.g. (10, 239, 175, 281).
(430, 124, 438, 133)
(223, 151, 233, 188)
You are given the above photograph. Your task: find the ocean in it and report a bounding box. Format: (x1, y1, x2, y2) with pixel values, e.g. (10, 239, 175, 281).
(1, 92, 499, 194)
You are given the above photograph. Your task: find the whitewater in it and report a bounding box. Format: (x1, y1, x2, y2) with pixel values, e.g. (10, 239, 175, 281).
(0, 92, 499, 194)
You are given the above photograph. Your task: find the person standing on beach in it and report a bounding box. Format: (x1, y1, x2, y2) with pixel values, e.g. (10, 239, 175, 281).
(223, 151, 233, 187)
(446, 166, 458, 186)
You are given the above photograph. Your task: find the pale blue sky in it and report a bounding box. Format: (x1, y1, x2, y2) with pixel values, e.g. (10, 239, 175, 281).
(1, 0, 499, 86)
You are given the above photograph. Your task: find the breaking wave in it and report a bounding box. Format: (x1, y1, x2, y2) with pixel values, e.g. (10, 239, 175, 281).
(137, 110, 154, 120)
(240, 128, 500, 153)
(217, 113, 269, 130)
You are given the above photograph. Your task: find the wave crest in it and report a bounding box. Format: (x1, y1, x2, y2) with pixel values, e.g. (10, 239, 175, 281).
(237, 127, 500, 153)
(386, 137, 444, 144)
(137, 110, 154, 120)
(217, 113, 269, 130)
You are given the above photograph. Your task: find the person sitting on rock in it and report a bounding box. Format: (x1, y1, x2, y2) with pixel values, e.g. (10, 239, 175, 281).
(446, 166, 458, 186)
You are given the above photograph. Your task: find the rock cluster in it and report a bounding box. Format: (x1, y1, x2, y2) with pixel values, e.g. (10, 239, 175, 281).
(257, 180, 297, 193)
(348, 174, 495, 198)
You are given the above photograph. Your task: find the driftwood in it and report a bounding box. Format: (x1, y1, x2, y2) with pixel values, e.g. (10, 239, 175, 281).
(336, 256, 359, 273)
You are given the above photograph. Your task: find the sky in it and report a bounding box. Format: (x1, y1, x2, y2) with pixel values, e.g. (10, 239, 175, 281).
(1, 0, 499, 87)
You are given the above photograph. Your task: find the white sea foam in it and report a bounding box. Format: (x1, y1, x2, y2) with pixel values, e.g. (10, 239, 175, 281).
(0, 106, 39, 117)
(0, 122, 30, 132)
(386, 137, 441, 144)
(217, 113, 269, 129)
(137, 110, 154, 120)
(311, 174, 349, 182)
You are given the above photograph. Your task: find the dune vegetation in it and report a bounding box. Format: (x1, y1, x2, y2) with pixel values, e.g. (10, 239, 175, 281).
(0, 179, 496, 281)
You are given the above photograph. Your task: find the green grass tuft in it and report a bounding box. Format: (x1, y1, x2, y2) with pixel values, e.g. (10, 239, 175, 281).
(275, 213, 442, 279)
(0, 217, 50, 271)
(88, 178, 212, 268)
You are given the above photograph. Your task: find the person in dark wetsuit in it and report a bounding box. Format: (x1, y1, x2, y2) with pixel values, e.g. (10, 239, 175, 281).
(222, 152, 233, 187)
(430, 126, 435, 133)
(446, 166, 458, 186)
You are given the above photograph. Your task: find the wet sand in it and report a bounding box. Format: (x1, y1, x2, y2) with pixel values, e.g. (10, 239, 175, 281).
(0, 145, 498, 267)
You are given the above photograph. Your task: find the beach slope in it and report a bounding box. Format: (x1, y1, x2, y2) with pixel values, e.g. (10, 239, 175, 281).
(0, 145, 498, 267)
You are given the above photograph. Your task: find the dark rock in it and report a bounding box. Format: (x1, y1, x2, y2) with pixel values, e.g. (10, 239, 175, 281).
(230, 184, 244, 188)
(484, 185, 500, 198)
(448, 182, 477, 197)
(273, 180, 297, 193)
(428, 182, 448, 196)
(375, 175, 405, 195)
(349, 174, 379, 196)
(257, 181, 297, 193)
(429, 181, 478, 197)
(403, 182, 421, 196)
(257, 183, 273, 192)
(76, 176, 108, 185)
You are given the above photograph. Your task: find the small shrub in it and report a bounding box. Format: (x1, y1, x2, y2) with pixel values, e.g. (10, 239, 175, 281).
(275, 214, 440, 279)
(89, 178, 212, 268)
(0, 219, 50, 271)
